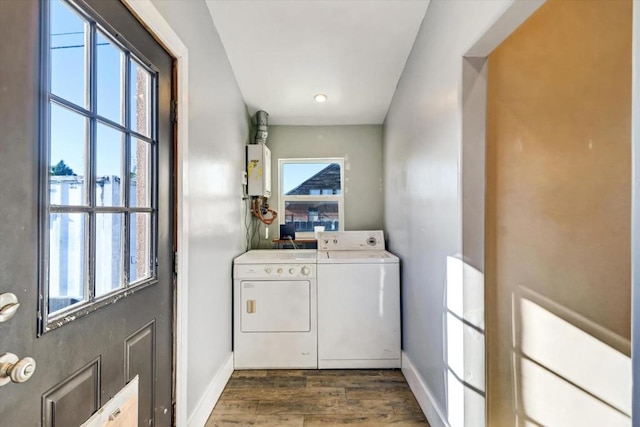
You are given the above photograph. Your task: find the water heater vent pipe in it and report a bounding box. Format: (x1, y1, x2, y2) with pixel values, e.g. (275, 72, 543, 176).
(253, 110, 269, 144)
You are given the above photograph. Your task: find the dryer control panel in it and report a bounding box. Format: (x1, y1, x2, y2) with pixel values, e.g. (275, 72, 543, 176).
(235, 264, 315, 279)
(316, 230, 385, 251)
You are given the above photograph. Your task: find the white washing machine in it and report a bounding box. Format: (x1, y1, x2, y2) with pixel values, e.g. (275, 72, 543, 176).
(316, 231, 401, 369)
(233, 249, 317, 369)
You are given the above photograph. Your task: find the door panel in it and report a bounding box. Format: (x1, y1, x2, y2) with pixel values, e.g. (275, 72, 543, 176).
(125, 321, 156, 425)
(0, 1, 174, 426)
(42, 359, 101, 427)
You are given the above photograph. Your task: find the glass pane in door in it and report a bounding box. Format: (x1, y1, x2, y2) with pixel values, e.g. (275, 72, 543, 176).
(129, 212, 151, 283)
(95, 123, 124, 207)
(96, 32, 124, 125)
(50, 0, 88, 108)
(129, 138, 151, 207)
(48, 212, 87, 313)
(50, 103, 87, 205)
(95, 213, 124, 296)
(129, 59, 152, 137)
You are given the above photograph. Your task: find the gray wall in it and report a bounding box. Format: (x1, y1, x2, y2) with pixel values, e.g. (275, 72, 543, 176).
(262, 125, 383, 245)
(383, 1, 530, 425)
(149, 0, 249, 421)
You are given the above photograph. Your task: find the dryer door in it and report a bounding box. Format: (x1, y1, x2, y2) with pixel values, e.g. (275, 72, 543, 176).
(241, 280, 310, 332)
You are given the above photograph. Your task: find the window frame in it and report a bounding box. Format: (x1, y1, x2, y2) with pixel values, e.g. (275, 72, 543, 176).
(278, 158, 345, 239)
(39, 0, 160, 334)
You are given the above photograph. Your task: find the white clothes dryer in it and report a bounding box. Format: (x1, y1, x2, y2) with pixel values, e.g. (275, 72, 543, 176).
(316, 231, 401, 369)
(233, 249, 317, 369)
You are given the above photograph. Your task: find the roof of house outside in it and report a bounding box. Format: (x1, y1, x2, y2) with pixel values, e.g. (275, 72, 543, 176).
(285, 163, 341, 195)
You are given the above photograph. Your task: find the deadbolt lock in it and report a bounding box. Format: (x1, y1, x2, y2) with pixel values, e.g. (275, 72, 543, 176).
(0, 353, 36, 386)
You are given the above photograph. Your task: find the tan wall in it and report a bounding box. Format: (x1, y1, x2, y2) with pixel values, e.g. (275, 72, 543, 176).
(486, 0, 632, 424)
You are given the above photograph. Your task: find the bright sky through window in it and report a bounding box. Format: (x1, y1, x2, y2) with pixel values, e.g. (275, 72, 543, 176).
(282, 163, 329, 194)
(50, 0, 127, 180)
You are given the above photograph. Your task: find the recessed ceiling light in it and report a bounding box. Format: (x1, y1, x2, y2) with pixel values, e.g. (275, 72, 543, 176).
(314, 93, 328, 103)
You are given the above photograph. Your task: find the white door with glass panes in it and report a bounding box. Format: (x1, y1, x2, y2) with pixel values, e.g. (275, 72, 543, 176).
(0, 0, 174, 425)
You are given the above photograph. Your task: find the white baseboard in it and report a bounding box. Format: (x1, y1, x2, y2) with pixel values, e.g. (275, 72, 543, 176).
(187, 353, 234, 427)
(401, 351, 450, 427)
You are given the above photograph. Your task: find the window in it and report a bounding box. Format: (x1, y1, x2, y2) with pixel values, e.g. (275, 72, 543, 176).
(42, 0, 158, 330)
(279, 159, 344, 237)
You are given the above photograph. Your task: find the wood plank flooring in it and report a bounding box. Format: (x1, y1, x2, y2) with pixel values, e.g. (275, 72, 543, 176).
(205, 369, 430, 427)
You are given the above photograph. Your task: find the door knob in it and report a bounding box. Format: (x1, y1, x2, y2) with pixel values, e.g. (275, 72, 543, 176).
(0, 353, 36, 386)
(0, 293, 20, 322)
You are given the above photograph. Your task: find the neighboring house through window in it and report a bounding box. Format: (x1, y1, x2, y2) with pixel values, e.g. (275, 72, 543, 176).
(279, 159, 344, 238)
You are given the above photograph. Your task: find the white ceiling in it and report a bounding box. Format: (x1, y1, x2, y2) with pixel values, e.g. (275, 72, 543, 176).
(205, 0, 430, 125)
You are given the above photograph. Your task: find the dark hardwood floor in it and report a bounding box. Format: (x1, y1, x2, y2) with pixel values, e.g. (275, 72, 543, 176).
(205, 369, 430, 426)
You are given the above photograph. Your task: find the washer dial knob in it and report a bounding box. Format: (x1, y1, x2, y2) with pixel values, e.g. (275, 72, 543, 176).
(301, 266, 311, 276)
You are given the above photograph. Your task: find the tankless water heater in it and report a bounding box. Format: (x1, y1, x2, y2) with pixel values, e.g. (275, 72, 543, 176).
(247, 143, 271, 197)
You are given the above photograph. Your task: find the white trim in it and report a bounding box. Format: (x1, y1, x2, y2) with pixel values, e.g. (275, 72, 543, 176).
(187, 353, 234, 427)
(465, 0, 545, 57)
(401, 351, 450, 427)
(119, 1, 190, 426)
(457, 3, 544, 426)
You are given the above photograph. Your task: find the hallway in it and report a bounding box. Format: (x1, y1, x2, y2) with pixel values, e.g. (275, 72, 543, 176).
(205, 369, 430, 426)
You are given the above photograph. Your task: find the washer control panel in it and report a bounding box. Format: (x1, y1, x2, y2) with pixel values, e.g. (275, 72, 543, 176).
(317, 230, 385, 251)
(235, 264, 315, 279)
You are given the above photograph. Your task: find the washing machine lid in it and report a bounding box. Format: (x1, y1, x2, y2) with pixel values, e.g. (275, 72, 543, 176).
(317, 250, 399, 264)
(234, 249, 317, 264)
